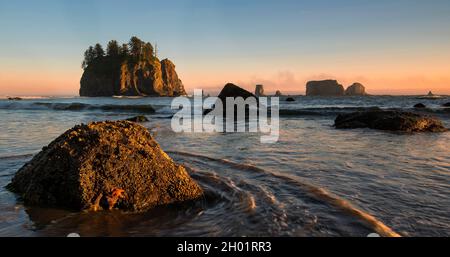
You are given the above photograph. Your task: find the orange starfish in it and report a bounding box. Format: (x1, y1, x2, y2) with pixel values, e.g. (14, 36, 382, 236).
(107, 188, 125, 210)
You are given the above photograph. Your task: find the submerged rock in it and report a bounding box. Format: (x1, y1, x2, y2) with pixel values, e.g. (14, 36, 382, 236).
(126, 115, 149, 122)
(345, 83, 366, 96)
(7, 97, 22, 101)
(286, 97, 296, 102)
(255, 84, 265, 97)
(334, 110, 447, 132)
(7, 121, 203, 212)
(306, 80, 345, 96)
(414, 103, 426, 108)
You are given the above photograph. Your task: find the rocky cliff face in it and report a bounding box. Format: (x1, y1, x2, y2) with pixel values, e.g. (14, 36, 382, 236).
(345, 83, 366, 96)
(161, 59, 187, 96)
(80, 57, 186, 97)
(306, 80, 345, 96)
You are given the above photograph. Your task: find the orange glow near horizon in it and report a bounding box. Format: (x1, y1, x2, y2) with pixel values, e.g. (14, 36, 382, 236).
(1, 70, 450, 97)
(1, 59, 449, 96)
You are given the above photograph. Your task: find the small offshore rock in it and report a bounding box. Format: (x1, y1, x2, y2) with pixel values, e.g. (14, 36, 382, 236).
(334, 110, 447, 132)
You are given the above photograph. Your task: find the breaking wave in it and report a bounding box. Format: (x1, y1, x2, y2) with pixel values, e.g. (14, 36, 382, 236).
(168, 151, 401, 237)
(0, 153, 34, 161)
(0, 102, 156, 113)
(279, 106, 450, 117)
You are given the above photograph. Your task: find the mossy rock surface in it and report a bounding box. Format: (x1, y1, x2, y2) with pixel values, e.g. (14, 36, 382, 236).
(7, 121, 203, 212)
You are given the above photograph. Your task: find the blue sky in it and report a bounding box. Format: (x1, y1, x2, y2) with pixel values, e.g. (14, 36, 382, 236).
(1, 0, 450, 95)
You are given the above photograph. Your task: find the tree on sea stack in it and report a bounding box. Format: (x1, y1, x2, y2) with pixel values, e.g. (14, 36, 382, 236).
(120, 43, 129, 57)
(106, 40, 120, 57)
(129, 36, 143, 58)
(81, 46, 95, 69)
(93, 43, 105, 59)
(142, 42, 154, 60)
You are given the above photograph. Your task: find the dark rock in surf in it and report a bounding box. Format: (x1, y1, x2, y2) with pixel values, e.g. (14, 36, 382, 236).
(306, 80, 345, 96)
(286, 97, 296, 102)
(7, 97, 23, 101)
(218, 83, 256, 101)
(442, 102, 450, 107)
(126, 115, 149, 122)
(204, 83, 258, 117)
(414, 103, 426, 108)
(7, 121, 203, 212)
(334, 110, 447, 132)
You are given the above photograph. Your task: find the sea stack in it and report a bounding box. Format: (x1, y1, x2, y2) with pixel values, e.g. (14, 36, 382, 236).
(306, 80, 345, 96)
(255, 85, 265, 97)
(275, 90, 283, 96)
(7, 121, 203, 212)
(345, 83, 367, 96)
(79, 37, 187, 97)
(218, 83, 256, 100)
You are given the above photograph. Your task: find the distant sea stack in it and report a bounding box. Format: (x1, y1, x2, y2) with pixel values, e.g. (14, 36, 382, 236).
(80, 37, 187, 97)
(345, 83, 367, 96)
(306, 80, 368, 96)
(255, 85, 265, 97)
(275, 90, 283, 96)
(306, 80, 345, 96)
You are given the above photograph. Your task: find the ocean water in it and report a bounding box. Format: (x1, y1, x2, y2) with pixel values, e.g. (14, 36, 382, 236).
(0, 96, 449, 237)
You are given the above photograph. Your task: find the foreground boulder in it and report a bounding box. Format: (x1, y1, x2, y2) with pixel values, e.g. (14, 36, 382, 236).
(7, 121, 203, 212)
(306, 80, 345, 96)
(334, 110, 447, 132)
(345, 83, 366, 96)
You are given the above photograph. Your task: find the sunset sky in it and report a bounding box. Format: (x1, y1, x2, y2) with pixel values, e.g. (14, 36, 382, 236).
(1, 0, 450, 96)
